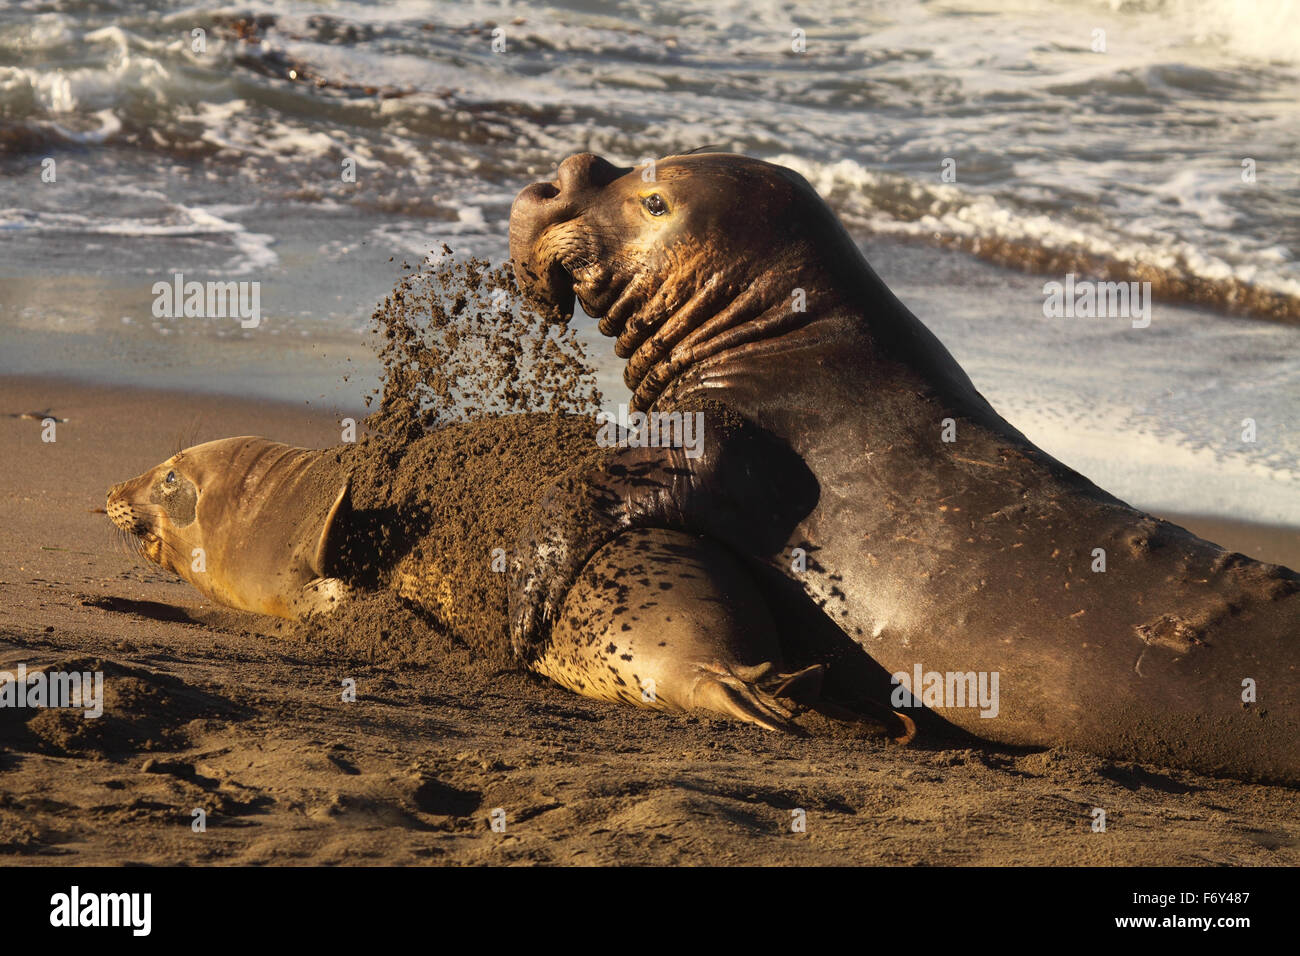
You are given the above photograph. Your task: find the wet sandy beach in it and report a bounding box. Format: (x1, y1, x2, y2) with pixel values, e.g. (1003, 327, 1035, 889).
(1, 374, 1297, 866)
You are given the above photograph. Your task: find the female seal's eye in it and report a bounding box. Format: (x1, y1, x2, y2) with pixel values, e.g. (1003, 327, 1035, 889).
(165, 471, 176, 485)
(642, 193, 669, 217)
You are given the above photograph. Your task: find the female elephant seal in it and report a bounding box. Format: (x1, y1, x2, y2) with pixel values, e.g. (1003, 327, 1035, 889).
(507, 151, 1299, 783)
(107, 421, 858, 736)
(107, 437, 354, 618)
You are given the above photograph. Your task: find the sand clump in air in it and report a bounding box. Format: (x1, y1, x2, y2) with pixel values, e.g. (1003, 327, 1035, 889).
(297, 249, 610, 667)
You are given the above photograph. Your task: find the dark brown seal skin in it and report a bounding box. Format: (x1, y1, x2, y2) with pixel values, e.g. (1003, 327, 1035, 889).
(508, 152, 1300, 783)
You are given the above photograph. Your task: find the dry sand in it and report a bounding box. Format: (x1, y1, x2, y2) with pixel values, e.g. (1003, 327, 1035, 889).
(1, 374, 1297, 865)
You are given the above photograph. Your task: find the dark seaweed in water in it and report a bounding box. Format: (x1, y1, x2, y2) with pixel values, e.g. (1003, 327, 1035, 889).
(300, 249, 610, 666)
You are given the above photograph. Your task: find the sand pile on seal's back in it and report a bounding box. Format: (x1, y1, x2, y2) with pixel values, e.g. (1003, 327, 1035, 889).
(299, 250, 607, 666)
(339, 414, 607, 666)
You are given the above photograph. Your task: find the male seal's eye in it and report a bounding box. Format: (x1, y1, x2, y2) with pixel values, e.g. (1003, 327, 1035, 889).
(642, 193, 669, 217)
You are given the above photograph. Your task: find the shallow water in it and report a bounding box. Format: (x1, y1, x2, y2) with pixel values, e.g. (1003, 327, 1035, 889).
(0, 0, 1296, 523)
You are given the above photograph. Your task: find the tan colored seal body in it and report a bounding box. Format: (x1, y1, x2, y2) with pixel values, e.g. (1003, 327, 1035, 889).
(107, 437, 352, 618)
(535, 527, 843, 732)
(107, 437, 853, 734)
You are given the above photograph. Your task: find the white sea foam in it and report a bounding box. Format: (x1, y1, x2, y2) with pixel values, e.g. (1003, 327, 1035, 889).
(774, 154, 1300, 301)
(0, 203, 277, 274)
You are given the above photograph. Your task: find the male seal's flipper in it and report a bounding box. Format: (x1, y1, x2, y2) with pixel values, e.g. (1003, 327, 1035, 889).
(533, 527, 902, 737)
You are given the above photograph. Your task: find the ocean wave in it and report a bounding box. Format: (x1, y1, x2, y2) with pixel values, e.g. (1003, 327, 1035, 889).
(1104, 0, 1300, 64)
(776, 154, 1300, 322)
(2, 2, 1298, 310)
(0, 202, 277, 273)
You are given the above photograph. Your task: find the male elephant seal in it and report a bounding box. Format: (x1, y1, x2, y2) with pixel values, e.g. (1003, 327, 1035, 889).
(508, 151, 1299, 783)
(106, 421, 853, 735)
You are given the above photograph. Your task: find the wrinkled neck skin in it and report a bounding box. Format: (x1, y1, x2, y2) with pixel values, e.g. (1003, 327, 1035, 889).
(576, 233, 1299, 780)
(594, 209, 1018, 437)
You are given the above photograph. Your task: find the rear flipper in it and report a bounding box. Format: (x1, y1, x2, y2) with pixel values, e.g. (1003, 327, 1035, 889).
(532, 528, 906, 739)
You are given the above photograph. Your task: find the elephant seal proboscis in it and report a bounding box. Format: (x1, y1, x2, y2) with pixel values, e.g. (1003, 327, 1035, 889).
(507, 151, 1299, 783)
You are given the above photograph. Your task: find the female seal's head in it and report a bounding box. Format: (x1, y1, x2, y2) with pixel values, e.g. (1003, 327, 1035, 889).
(106, 436, 353, 619)
(106, 451, 201, 574)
